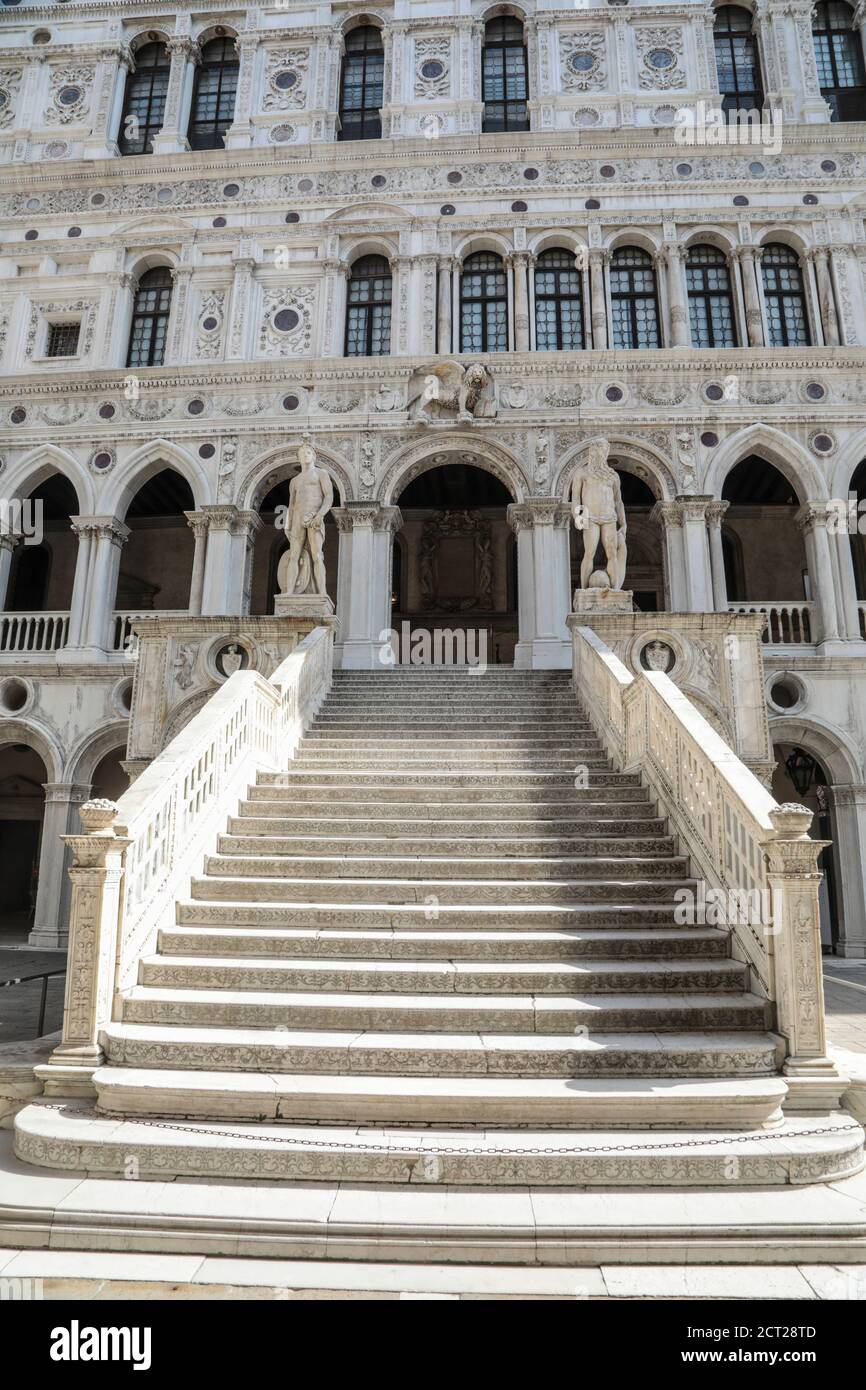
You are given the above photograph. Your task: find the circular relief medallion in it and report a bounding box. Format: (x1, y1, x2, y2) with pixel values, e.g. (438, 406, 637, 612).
(640, 639, 675, 674)
(273, 308, 299, 333)
(282, 394, 300, 412)
(298, 177, 313, 192)
(215, 643, 250, 678)
(574, 107, 601, 128)
(810, 432, 834, 455)
(733, 195, 749, 206)
(700, 431, 719, 448)
(605, 385, 623, 403)
(187, 398, 205, 416)
(805, 382, 826, 401)
(647, 49, 675, 70)
(274, 69, 298, 90)
(568, 52, 597, 74)
(97, 402, 115, 419)
(45, 141, 68, 158)
(90, 449, 114, 473)
(58, 85, 81, 106)
(201, 316, 219, 332)
(270, 124, 296, 143)
(420, 59, 444, 80)
(199, 443, 216, 460)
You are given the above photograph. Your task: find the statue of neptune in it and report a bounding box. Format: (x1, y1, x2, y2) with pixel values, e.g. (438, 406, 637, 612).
(570, 440, 628, 592)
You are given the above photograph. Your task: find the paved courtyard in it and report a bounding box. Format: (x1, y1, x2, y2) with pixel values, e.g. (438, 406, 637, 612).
(823, 962, 866, 1054)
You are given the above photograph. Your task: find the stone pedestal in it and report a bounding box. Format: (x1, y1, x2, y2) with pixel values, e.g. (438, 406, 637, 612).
(274, 593, 335, 620)
(572, 588, 634, 616)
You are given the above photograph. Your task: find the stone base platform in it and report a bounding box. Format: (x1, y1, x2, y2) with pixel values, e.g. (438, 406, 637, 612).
(2, 1125, 866, 1268)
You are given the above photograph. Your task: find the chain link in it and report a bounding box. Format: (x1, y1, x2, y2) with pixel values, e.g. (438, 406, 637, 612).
(3, 1098, 860, 1157)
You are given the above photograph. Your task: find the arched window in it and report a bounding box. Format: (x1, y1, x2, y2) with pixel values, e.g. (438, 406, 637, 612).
(713, 6, 764, 117)
(812, 1, 866, 121)
(610, 247, 661, 349)
(534, 249, 584, 350)
(760, 244, 810, 346)
(345, 255, 392, 357)
(188, 36, 238, 150)
(482, 16, 529, 133)
(338, 26, 384, 141)
(118, 41, 170, 155)
(460, 251, 508, 353)
(686, 245, 737, 347)
(127, 267, 173, 367)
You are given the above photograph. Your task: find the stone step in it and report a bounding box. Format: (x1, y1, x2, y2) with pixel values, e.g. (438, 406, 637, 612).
(291, 753, 610, 768)
(302, 735, 605, 750)
(244, 788, 654, 809)
(158, 925, 731, 961)
(121, 984, 770, 1033)
(228, 813, 669, 837)
(216, 833, 677, 859)
(202, 853, 690, 883)
(140, 954, 748, 996)
(102, 1021, 783, 1078)
(178, 899, 691, 928)
(92, 1067, 788, 1132)
(191, 874, 691, 906)
(257, 770, 643, 788)
(312, 714, 593, 726)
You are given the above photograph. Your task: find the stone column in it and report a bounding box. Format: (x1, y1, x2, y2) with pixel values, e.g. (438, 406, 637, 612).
(451, 262, 462, 352)
(321, 260, 349, 357)
(391, 256, 412, 355)
(651, 501, 688, 611)
(166, 264, 194, 364)
(43, 801, 130, 1089)
(184, 510, 209, 616)
(761, 805, 839, 1089)
(664, 243, 690, 348)
(152, 35, 198, 154)
(82, 44, 130, 158)
(588, 250, 608, 350)
(67, 517, 129, 654)
(28, 783, 92, 950)
(512, 252, 532, 352)
(809, 248, 841, 347)
(508, 499, 572, 670)
(736, 246, 765, 346)
(337, 504, 402, 669)
(828, 784, 866, 957)
(200, 505, 260, 616)
(226, 244, 257, 361)
(797, 503, 841, 643)
(225, 31, 257, 149)
(675, 497, 715, 612)
(831, 523, 863, 640)
(437, 257, 453, 354)
(706, 500, 730, 611)
(0, 529, 19, 610)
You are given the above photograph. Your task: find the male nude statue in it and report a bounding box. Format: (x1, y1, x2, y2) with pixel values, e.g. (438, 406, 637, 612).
(571, 440, 627, 591)
(282, 440, 334, 596)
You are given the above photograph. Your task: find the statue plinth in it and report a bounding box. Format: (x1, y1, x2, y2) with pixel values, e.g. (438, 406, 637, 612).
(572, 587, 633, 615)
(274, 592, 335, 619)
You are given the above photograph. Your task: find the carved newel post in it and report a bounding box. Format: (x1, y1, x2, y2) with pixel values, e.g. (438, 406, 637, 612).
(570, 440, 633, 615)
(275, 438, 335, 619)
(41, 799, 130, 1096)
(760, 804, 842, 1100)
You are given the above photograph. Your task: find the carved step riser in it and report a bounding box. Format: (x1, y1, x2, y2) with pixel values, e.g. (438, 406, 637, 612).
(228, 817, 669, 838)
(257, 773, 643, 788)
(201, 857, 691, 884)
(216, 836, 677, 859)
(178, 901, 692, 926)
(158, 930, 731, 961)
(121, 998, 770, 1034)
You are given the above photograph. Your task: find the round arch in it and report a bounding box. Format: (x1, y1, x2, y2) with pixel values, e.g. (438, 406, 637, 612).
(454, 233, 514, 263)
(528, 230, 588, 259)
(380, 435, 530, 506)
(555, 435, 677, 502)
(64, 720, 130, 786)
(479, 3, 531, 22)
(344, 238, 398, 267)
(0, 719, 63, 783)
(338, 11, 387, 38)
(768, 714, 863, 785)
(680, 226, 739, 257)
(605, 229, 663, 258)
(128, 29, 172, 55)
(124, 249, 181, 280)
(237, 441, 353, 512)
(754, 228, 812, 258)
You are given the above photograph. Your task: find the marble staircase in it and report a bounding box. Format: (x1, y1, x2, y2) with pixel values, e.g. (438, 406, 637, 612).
(13, 669, 863, 1207)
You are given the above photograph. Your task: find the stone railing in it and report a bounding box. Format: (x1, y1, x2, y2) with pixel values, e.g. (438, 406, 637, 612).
(43, 624, 334, 1090)
(111, 610, 174, 653)
(726, 601, 814, 644)
(0, 611, 69, 653)
(571, 622, 840, 1094)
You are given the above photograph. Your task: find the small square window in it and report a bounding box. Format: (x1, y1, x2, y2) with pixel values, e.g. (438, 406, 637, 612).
(46, 321, 80, 357)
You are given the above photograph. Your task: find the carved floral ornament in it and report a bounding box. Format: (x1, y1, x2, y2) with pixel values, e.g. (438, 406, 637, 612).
(263, 49, 309, 111)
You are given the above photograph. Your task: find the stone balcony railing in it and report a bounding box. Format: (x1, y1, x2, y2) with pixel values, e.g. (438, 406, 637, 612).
(726, 602, 815, 645)
(0, 611, 173, 656)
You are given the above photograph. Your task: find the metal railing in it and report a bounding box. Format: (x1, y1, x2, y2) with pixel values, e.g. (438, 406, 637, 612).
(0, 967, 66, 1037)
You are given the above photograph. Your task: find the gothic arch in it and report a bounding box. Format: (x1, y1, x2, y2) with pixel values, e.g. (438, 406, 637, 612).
(555, 435, 677, 502)
(237, 441, 353, 511)
(829, 427, 866, 498)
(380, 434, 530, 505)
(104, 440, 210, 518)
(704, 425, 822, 502)
(6, 446, 92, 513)
(160, 691, 212, 748)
